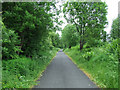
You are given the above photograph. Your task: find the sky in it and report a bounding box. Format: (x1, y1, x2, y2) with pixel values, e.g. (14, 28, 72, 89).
(103, 0, 119, 33)
(56, 0, 120, 37)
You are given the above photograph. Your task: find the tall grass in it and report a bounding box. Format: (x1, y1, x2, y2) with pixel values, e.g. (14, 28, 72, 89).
(2, 48, 59, 88)
(65, 41, 118, 88)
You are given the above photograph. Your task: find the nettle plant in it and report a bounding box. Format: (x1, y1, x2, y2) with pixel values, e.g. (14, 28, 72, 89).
(82, 51, 94, 61)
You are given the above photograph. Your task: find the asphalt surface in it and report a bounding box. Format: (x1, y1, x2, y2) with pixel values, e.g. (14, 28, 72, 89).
(34, 50, 99, 88)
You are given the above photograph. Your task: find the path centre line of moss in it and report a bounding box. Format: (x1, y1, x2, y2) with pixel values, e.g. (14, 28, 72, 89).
(64, 52, 100, 88)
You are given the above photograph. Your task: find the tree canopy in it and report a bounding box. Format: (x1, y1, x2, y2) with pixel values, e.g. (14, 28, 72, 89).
(61, 24, 78, 48)
(63, 1, 108, 50)
(110, 15, 120, 39)
(2, 2, 61, 59)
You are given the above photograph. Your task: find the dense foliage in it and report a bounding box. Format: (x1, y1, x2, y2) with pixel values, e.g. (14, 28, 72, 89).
(2, 2, 61, 88)
(61, 24, 78, 48)
(2, 1, 119, 89)
(49, 32, 61, 48)
(2, 48, 58, 88)
(65, 41, 118, 88)
(63, 1, 108, 50)
(2, 2, 60, 59)
(2, 22, 21, 59)
(110, 15, 120, 39)
(62, 1, 119, 88)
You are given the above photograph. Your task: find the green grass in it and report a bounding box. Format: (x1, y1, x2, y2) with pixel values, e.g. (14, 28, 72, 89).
(64, 43, 118, 88)
(2, 48, 59, 88)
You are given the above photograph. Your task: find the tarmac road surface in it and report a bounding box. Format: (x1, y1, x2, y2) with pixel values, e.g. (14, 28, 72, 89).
(34, 50, 99, 88)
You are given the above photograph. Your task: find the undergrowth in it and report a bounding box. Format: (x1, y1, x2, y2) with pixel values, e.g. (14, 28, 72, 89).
(2, 48, 59, 88)
(65, 40, 118, 88)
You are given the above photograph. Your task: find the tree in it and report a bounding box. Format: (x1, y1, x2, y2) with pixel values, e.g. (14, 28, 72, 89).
(61, 24, 78, 48)
(2, 21, 21, 59)
(110, 14, 120, 64)
(110, 15, 120, 39)
(2, 2, 56, 58)
(49, 31, 61, 48)
(63, 1, 108, 50)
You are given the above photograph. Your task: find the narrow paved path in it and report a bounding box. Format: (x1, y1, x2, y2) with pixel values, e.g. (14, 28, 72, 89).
(34, 50, 99, 88)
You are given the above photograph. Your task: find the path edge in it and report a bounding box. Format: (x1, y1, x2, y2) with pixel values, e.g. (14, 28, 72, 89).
(30, 49, 59, 89)
(64, 52, 100, 89)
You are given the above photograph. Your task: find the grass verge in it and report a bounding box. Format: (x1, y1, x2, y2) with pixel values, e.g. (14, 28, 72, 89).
(2, 48, 59, 88)
(64, 44, 118, 88)
(64, 52, 99, 88)
(30, 49, 59, 88)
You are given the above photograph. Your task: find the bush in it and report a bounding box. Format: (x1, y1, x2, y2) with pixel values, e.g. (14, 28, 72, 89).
(82, 51, 94, 60)
(2, 22, 21, 60)
(2, 48, 58, 88)
(106, 39, 118, 54)
(65, 43, 118, 88)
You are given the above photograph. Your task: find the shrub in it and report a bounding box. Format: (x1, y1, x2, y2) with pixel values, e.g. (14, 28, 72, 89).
(2, 48, 58, 88)
(2, 22, 21, 60)
(82, 51, 94, 60)
(65, 42, 118, 88)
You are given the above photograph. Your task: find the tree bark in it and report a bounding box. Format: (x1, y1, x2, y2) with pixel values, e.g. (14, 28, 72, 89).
(80, 39, 83, 50)
(80, 24, 83, 51)
(69, 45, 71, 49)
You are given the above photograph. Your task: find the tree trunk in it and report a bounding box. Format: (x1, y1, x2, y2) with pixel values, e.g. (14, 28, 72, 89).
(80, 24, 84, 51)
(80, 40, 83, 50)
(69, 45, 71, 49)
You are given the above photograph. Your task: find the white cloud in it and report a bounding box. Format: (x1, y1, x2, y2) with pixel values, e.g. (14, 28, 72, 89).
(104, 0, 119, 34)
